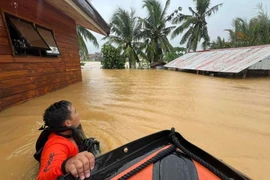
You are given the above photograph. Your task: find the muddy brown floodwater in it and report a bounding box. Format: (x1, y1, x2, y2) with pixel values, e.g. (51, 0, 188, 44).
(0, 63, 269, 180)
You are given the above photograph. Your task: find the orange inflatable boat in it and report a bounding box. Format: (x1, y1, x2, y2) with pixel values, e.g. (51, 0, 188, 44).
(59, 128, 251, 180)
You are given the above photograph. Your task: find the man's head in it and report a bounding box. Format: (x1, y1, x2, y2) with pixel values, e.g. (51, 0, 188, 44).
(43, 100, 80, 128)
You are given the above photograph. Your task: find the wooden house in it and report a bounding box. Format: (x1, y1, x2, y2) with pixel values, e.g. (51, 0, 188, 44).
(0, 0, 109, 111)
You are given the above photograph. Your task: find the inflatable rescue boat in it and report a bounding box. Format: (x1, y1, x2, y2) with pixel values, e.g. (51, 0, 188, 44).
(59, 128, 251, 180)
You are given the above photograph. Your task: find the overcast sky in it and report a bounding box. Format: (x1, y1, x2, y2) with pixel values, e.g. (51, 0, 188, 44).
(87, 0, 270, 53)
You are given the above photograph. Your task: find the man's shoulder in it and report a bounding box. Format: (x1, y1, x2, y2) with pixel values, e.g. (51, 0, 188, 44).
(46, 133, 74, 147)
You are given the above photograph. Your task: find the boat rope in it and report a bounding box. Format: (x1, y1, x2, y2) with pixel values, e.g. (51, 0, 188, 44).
(60, 128, 234, 180)
(169, 127, 233, 180)
(118, 128, 233, 180)
(118, 145, 176, 180)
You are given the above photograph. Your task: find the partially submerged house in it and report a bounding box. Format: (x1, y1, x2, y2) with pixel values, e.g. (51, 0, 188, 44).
(165, 45, 270, 78)
(150, 61, 166, 69)
(0, 0, 110, 111)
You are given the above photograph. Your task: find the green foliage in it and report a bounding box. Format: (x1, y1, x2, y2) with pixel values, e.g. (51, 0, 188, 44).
(164, 52, 178, 62)
(164, 47, 186, 62)
(76, 25, 99, 60)
(104, 0, 175, 66)
(210, 37, 231, 49)
(103, 8, 141, 68)
(211, 3, 270, 49)
(171, 0, 223, 51)
(101, 45, 125, 69)
(139, 0, 175, 63)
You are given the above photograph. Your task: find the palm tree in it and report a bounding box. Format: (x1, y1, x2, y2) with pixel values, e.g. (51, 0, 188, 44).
(255, 3, 270, 44)
(104, 8, 142, 68)
(140, 0, 175, 63)
(76, 25, 99, 60)
(225, 4, 270, 48)
(225, 18, 257, 47)
(171, 0, 223, 52)
(210, 36, 230, 49)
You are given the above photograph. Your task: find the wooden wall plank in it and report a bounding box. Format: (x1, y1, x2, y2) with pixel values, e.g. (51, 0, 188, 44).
(0, 1, 76, 31)
(0, 55, 14, 63)
(1, 77, 69, 99)
(14, 57, 62, 63)
(54, 30, 77, 39)
(0, 14, 4, 27)
(0, 99, 2, 111)
(0, 27, 7, 37)
(0, 70, 32, 80)
(1, 84, 37, 99)
(62, 53, 80, 60)
(68, 77, 82, 85)
(0, 36, 9, 45)
(1, 94, 25, 108)
(1, 81, 69, 109)
(57, 42, 79, 51)
(0, 63, 26, 71)
(54, 34, 78, 45)
(66, 67, 81, 71)
(1, 88, 39, 108)
(2, 77, 35, 87)
(23, 3, 75, 30)
(0, 44, 11, 55)
(65, 62, 80, 66)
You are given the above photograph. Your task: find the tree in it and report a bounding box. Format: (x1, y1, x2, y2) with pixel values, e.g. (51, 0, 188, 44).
(211, 3, 270, 50)
(164, 47, 186, 62)
(210, 36, 230, 49)
(171, 0, 223, 52)
(104, 8, 142, 68)
(76, 25, 99, 60)
(255, 3, 270, 44)
(225, 18, 260, 47)
(139, 0, 175, 63)
(225, 4, 270, 48)
(101, 44, 125, 69)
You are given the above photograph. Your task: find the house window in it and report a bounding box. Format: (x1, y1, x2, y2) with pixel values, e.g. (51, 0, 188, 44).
(4, 13, 60, 57)
(36, 26, 60, 56)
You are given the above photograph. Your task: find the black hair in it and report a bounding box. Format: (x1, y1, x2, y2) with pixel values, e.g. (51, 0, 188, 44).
(43, 100, 72, 128)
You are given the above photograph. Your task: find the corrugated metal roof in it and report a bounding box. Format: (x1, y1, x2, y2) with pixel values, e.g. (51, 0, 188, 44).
(249, 58, 270, 70)
(165, 45, 270, 73)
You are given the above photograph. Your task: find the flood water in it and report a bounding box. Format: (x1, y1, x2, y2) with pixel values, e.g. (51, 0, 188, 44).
(0, 62, 269, 180)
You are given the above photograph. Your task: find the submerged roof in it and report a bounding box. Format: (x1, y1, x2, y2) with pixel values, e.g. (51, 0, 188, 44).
(46, 0, 110, 36)
(165, 45, 270, 73)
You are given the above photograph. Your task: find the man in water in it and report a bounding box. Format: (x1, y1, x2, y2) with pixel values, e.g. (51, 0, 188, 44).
(35, 100, 95, 180)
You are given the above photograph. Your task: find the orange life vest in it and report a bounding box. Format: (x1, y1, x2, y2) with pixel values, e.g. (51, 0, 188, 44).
(37, 133, 79, 180)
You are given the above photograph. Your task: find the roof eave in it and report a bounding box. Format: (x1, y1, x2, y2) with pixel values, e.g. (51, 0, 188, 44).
(72, 0, 110, 36)
(45, 0, 110, 36)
